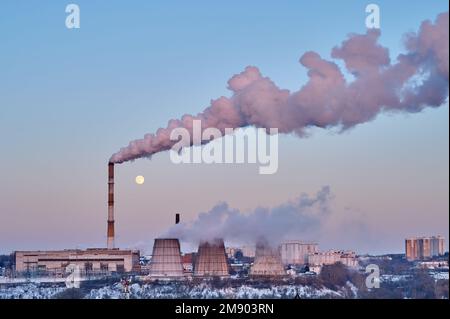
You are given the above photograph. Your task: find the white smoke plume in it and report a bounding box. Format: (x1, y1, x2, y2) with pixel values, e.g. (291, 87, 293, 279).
(110, 12, 448, 163)
(163, 186, 332, 246)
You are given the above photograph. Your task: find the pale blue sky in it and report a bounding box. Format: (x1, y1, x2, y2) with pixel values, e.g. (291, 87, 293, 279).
(0, 1, 448, 254)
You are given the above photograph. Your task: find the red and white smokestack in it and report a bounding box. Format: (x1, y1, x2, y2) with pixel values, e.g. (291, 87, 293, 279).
(107, 162, 115, 249)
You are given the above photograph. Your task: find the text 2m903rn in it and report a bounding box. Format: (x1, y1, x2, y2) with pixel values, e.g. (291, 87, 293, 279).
(219, 303, 274, 314)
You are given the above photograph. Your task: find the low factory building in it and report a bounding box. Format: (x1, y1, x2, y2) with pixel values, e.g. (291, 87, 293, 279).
(14, 248, 140, 275)
(308, 250, 358, 274)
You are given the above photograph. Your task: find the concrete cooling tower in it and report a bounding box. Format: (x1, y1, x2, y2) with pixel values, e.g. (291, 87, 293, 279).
(194, 239, 229, 277)
(250, 241, 286, 277)
(148, 239, 184, 277)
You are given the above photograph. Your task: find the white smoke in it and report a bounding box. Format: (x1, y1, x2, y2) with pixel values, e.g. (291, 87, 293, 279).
(110, 12, 448, 163)
(163, 186, 332, 246)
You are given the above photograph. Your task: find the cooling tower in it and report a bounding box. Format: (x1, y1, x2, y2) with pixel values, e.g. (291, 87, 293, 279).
(194, 239, 229, 277)
(148, 239, 184, 277)
(250, 241, 286, 277)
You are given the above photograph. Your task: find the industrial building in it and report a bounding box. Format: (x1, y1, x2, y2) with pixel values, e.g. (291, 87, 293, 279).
(307, 250, 358, 274)
(148, 239, 184, 277)
(279, 240, 318, 265)
(14, 249, 140, 274)
(250, 242, 285, 277)
(194, 239, 229, 277)
(405, 236, 445, 261)
(226, 246, 256, 258)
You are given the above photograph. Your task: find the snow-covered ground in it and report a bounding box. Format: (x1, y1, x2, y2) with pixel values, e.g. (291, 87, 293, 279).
(0, 284, 65, 299)
(381, 272, 449, 282)
(381, 271, 449, 282)
(1, 273, 447, 299)
(0, 277, 67, 284)
(0, 275, 111, 284)
(85, 282, 347, 299)
(0, 282, 350, 299)
(380, 274, 409, 283)
(431, 271, 449, 280)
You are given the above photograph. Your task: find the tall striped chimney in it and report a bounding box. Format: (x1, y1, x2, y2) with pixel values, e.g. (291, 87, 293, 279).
(107, 162, 115, 249)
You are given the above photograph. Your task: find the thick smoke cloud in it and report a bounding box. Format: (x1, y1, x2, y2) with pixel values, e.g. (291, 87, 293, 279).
(110, 12, 448, 163)
(163, 186, 332, 246)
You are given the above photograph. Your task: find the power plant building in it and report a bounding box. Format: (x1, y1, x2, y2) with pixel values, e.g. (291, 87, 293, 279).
(14, 249, 140, 274)
(194, 239, 229, 277)
(279, 240, 318, 265)
(405, 236, 445, 261)
(148, 239, 184, 277)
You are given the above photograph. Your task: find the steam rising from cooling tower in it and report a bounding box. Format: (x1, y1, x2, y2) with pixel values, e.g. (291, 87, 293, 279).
(110, 12, 448, 164)
(165, 186, 331, 246)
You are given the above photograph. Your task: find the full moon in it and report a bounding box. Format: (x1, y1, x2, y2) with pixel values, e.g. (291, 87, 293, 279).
(135, 175, 145, 185)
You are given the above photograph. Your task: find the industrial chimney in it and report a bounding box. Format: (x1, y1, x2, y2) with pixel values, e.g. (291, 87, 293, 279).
(175, 213, 180, 225)
(107, 162, 115, 249)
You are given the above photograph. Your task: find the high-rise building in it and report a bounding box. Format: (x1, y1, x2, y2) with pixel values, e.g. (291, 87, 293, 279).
(405, 238, 418, 261)
(405, 236, 445, 261)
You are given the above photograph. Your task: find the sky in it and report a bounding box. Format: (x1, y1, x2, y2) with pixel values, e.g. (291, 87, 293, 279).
(0, 0, 448, 255)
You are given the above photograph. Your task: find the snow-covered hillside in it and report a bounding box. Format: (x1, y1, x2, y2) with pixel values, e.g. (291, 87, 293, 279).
(0, 282, 351, 299)
(85, 282, 348, 299)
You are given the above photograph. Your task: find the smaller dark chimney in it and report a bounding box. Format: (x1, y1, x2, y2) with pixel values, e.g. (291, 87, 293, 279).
(175, 213, 180, 224)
